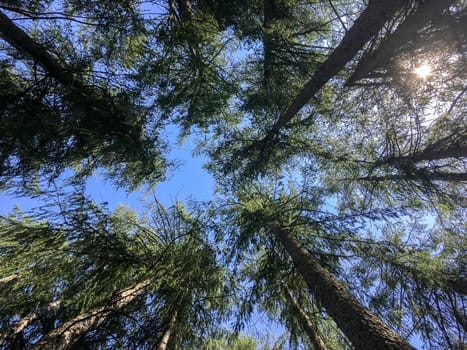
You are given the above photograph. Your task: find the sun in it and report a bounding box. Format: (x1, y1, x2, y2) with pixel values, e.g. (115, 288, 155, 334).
(414, 63, 431, 79)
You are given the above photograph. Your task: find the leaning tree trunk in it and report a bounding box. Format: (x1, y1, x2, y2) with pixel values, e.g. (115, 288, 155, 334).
(31, 279, 151, 350)
(265, 0, 407, 139)
(273, 225, 415, 350)
(155, 309, 178, 350)
(285, 288, 328, 350)
(0, 300, 61, 347)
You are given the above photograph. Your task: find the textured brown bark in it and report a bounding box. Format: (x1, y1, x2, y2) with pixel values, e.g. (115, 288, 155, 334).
(285, 288, 328, 350)
(265, 0, 407, 140)
(31, 280, 151, 350)
(346, 0, 456, 85)
(0, 300, 61, 346)
(155, 310, 178, 350)
(0, 10, 74, 85)
(273, 225, 415, 350)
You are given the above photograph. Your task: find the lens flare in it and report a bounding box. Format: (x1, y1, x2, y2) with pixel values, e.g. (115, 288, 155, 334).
(414, 63, 431, 79)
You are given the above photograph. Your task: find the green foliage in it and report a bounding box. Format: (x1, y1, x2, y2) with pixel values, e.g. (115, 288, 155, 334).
(201, 335, 259, 350)
(0, 1, 465, 349)
(348, 220, 466, 349)
(0, 190, 229, 348)
(0, 51, 166, 192)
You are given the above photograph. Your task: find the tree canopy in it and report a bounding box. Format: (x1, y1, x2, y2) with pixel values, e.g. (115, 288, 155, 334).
(0, 0, 465, 349)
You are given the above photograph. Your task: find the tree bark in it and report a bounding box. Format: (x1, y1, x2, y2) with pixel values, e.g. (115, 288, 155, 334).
(285, 288, 328, 350)
(0, 10, 74, 85)
(376, 144, 467, 167)
(265, 0, 408, 139)
(176, 0, 192, 22)
(0, 274, 20, 283)
(413, 144, 467, 162)
(0, 300, 61, 346)
(273, 225, 415, 350)
(262, 0, 287, 84)
(155, 309, 178, 350)
(355, 172, 467, 183)
(31, 279, 151, 350)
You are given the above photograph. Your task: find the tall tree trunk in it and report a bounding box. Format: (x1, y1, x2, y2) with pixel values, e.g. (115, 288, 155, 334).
(262, 0, 286, 85)
(176, 0, 192, 22)
(273, 225, 415, 350)
(0, 300, 61, 346)
(265, 0, 407, 140)
(355, 172, 467, 183)
(31, 279, 151, 350)
(262, 0, 273, 85)
(155, 309, 178, 350)
(285, 288, 328, 350)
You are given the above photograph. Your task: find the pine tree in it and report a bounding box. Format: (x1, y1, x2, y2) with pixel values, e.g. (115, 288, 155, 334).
(0, 0, 465, 348)
(0, 195, 227, 349)
(0, 4, 166, 190)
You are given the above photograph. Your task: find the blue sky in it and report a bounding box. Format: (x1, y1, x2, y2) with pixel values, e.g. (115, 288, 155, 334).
(0, 135, 214, 215)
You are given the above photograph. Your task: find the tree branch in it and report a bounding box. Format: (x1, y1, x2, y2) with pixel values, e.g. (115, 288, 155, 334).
(0, 9, 75, 85)
(346, 0, 456, 86)
(264, 0, 408, 140)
